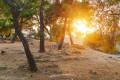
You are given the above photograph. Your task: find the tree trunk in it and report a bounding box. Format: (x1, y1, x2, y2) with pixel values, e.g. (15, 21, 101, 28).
(58, 17, 67, 50)
(50, 25, 53, 42)
(6, 0, 37, 72)
(39, 6, 45, 52)
(11, 18, 23, 43)
(11, 33, 17, 43)
(68, 22, 73, 45)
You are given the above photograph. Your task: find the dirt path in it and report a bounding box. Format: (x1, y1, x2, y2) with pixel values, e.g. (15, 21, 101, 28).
(0, 39, 120, 80)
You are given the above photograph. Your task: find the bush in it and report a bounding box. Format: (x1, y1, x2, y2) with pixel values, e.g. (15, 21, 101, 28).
(83, 32, 117, 54)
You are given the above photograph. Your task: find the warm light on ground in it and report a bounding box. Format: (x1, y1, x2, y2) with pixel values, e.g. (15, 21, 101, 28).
(73, 20, 95, 34)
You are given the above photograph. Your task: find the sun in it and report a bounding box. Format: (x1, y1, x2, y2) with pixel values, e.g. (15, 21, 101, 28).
(72, 19, 95, 34)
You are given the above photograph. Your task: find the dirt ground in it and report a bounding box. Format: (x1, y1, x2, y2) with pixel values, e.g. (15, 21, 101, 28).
(0, 39, 120, 80)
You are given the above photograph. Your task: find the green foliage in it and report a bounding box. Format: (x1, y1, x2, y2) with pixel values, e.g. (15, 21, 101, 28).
(0, 17, 14, 35)
(28, 2, 40, 8)
(20, 9, 36, 18)
(50, 24, 63, 41)
(83, 31, 117, 54)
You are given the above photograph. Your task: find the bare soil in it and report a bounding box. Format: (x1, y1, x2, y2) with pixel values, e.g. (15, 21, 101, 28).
(0, 39, 120, 80)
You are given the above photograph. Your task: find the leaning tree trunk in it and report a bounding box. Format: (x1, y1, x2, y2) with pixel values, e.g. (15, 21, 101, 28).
(39, 6, 45, 52)
(68, 21, 73, 45)
(5, 0, 37, 72)
(58, 17, 67, 50)
(11, 19, 23, 43)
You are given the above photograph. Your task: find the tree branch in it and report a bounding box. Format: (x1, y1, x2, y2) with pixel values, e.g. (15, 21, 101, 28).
(19, 0, 31, 11)
(44, 26, 50, 35)
(111, 13, 120, 15)
(5, 0, 15, 8)
(13, 0, 22, 8)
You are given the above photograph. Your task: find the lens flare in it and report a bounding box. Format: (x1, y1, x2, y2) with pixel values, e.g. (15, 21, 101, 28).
(73, 20, 95, 34)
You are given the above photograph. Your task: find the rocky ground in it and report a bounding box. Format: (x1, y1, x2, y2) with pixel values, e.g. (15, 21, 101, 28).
(0, 39, 120, 80)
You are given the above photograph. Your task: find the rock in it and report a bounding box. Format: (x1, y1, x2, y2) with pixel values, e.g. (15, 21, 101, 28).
(55, 70, 63, 74)
(48, 63, 58, 68)
(63, 57, 79, 61)
(115, 72, 118, 75)
(40, 59, 49, 62)
(35, 59, 41, 63)
(118, 56, 120, 58)
(35, 56, 41, 59)
(40, 70, 50, 74)
(0, 67, 7, 70)
(62, 43, 70, 48)
(49, 58, 58, 62)
(30, 42, 34, 45)
(109, 56, 112, 58)
(18, 63, 28, 69)
(72, 44, 85, 49)
(72, 51, 81, 54)
(117, 79, 120, 80)
(36, 58, 49, 62)
(17, 50, 24, 54)
(31, 75, 33, 77)
(117, 55, 120, 58)
(89, 70, 97, 75)
(50, 74, 73, 79)
(50, 45, 58, 48)
(62, 49, 70, 55)
(35, 58, 58, 62)
(0, 50, 6, 55)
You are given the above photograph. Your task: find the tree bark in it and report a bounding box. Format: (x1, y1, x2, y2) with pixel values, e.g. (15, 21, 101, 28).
(11, 16, 23, 43)
(11, 33, 17, 43)
(39, 6, 45, 52)
(5, 0, 37, 72)
(68, 21, 73, 45)
(58, 17, 67, 50)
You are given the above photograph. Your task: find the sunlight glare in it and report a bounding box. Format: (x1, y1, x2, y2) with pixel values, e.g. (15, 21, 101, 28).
(78, 0, 82, 2)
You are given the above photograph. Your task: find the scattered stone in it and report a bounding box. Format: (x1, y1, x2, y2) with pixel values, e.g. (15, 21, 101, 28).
(48, 53, 58, 56)
(50, 74, 73, 79)
(35, 56, 41, 59)
(18, 63, 29, 69)
(118, 56, 120, 58)
(30, 42, 34, 45)
(50, 45, 58, 48)
(0, 67, 7, 70)
(48, 63, 58, 68)
(36, 58, 50, 62)
(40, 59, 50, 62)
(62, 49, 70, 55)
(40, 70, 50, 74)
(115, 72, 118, 75)
(17, 50, 25, 54)
(31, 75, 33, 77)
(72, 44, 85, 49)
(35, 58, 59, 62)
(89, 70, 97, 75)
(72, 51, 81, 54)
(0, 50, 6, 55)
(109, 56, 112, 58)
(49, 58, 59, 62)
(63, 57, 79, 61)
(117, 55, 120, 58)
(35, 59, 41, 63)
(63, 43, 70, 48)
(55, 70, 63, 74)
